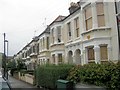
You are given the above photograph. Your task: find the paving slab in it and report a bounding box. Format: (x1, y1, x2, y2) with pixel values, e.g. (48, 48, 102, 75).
(8, 76, 41, 90)
(75, 83, 106, 90)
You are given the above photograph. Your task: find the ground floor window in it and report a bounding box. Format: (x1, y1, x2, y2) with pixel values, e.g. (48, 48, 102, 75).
(52, 54, 55, 64)
(43, 59, 45, 64)
(100, 45, 108, 60)
(87, 47, 95, 61)
(58, 54, 62, 64)
(47, 59, 50, 64)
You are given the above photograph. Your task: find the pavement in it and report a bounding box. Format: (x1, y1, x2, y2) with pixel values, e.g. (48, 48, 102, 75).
(75, 83, 106, 90)
(8, 76, 42, 90)
(8, 75, 106, 90)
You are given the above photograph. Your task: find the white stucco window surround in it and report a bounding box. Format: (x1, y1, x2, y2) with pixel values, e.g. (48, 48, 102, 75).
(81, 26, 111, 35)
(94, 45, 100, 64)
(82, 48, 88, 64)
(107, 45, 112, 61)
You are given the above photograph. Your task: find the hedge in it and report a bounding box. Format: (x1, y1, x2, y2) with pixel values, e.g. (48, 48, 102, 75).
(35, 64, 73, 89)
(67, 62, 120, 89)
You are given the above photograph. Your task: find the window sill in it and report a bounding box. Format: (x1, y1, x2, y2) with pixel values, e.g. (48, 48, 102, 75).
(88, 60, 95, 63)
(81, 26, 111, 35)
(101, 59, 108, 62)
(39, 49, 49, 53)
(67, 40, 73, 43)
(50, 42, 64, 47)
(30, 53, 37, 56)
(75, 37, 80, 41)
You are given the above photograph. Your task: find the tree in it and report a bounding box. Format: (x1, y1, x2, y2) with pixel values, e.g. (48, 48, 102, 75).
(7, 60, 16, 76)
(16, 60, 27, 71)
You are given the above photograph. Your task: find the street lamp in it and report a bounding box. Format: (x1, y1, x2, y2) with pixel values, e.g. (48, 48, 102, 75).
(3, 33, 9, 79)
(5, 40, 8, 79)
(5, 40, 8, 58)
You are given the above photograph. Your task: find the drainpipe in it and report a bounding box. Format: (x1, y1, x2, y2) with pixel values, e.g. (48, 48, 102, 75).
(115, 1, 120, 60)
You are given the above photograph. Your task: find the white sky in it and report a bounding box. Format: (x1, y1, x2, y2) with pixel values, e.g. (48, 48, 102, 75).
(0, 0, 79, 56)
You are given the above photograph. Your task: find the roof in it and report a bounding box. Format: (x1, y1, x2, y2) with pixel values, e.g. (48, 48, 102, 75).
(38, 25, 50, 38)
(49, 15, 66, 26)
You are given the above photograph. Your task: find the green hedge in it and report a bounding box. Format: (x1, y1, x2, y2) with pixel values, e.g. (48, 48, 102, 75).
(67, 62, 120, 89)
(35, 64, 73, 89)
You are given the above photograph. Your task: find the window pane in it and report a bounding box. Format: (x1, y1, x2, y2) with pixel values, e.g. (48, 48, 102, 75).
(51, 28, 55, 43)
(88, 47, 95, 60)
(96, 3, 104, 15)
(57, 26, 61, 42)
(76, 28, 79, 37)
(57, 26, 61, 34)
(47, 37, 49, 49)
(67, 22, 72, 40)
(100, 46, 108, 60)
(86, 18, 92, 30)
(98, 15, 105, 27)
(58, 54, 62, 63)
(52, 54, 55, 64)
(75, 17, 79, 29)
(43, 38, 45, 49)
(85, 6, 92, 19)
(74, 17, 79, 37)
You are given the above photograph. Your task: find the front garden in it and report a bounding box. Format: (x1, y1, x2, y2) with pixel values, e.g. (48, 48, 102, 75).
(35, 62, 120, 90)
(7, 60, 120, 90)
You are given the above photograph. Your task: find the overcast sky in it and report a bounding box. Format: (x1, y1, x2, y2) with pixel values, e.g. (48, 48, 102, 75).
(0, 0, 79, 56)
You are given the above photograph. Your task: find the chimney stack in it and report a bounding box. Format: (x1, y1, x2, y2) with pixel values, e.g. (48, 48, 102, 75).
(68, 2, 80, 14)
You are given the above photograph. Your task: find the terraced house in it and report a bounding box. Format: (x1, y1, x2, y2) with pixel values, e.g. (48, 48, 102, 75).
(13, 0, 120, 70)
(37, 26, 50, 65)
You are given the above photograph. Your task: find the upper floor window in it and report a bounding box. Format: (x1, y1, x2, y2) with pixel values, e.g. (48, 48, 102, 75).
(96, 2, 105, 27)
(37, 43, 39, 54)
(22, 53, 24, 58)
(39, 39, 41, 51)
(33, 45, 35, 53)
(30, 48, 32, 54)
(25, 52, 27, 58)
(28, 49, 30, 56)
(85, 5, 92, 30)
(74, 17, 79, 37)
(51, 28, 55, 44)
(43, 37, 45, 49)
(46, 37, 49, 49)
(67, 22, 72, 40)
(57, 26, 62, 42)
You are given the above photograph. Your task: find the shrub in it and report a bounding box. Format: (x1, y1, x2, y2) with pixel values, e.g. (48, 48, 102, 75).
(35, 64, 73, 89)
(67, 62, 120, 89)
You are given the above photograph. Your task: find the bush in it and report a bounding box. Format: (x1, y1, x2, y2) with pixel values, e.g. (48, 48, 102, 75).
(67, 62, 120, 89)
(35, 64, 73, 89)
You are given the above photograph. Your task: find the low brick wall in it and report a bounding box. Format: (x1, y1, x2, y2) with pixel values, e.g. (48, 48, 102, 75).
(14, 71, 34, 85)
(25, 74, 34, 85)
(13, 72, 19, 79)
